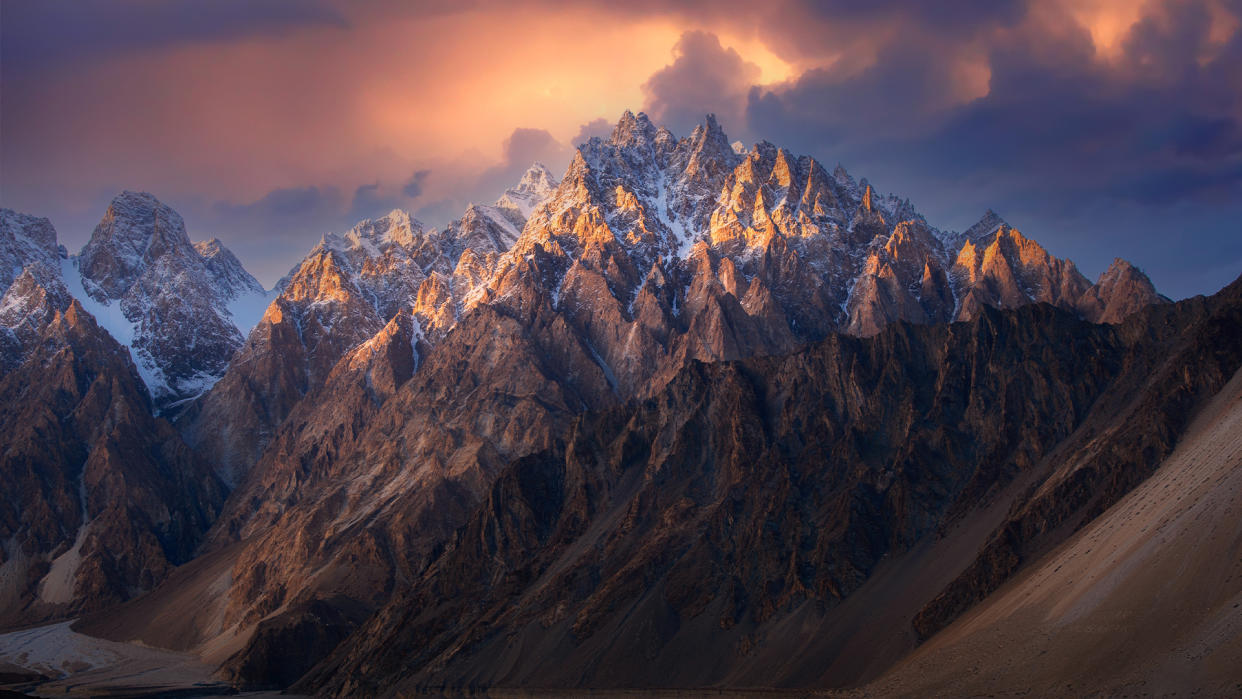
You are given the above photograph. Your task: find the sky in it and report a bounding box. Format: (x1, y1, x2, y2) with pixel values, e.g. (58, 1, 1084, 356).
(2, 0, 1240, 297)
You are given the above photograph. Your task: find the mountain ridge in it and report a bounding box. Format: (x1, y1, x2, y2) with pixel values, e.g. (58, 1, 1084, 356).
(0, 111, 1202, 697)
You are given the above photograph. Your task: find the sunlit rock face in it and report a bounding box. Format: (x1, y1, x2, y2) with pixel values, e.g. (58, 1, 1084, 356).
(178, 212, 428, 487)
(179, 166, 562, 486)
(1080, 257, 1170, 323)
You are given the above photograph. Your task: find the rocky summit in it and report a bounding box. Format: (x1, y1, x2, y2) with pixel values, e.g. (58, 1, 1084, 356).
(3, 112, 1236, 699)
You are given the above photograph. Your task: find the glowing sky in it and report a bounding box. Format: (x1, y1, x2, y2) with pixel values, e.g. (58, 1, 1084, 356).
(3, 0, 1240, 296)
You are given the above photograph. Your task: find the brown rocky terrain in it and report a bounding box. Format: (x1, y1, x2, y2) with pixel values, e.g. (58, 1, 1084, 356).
(297, 274, 1240, 696)
(0, 211, 228, 631)
(913, 271, 1242, 641)
(65, 113, 1171, 690)
(0, 297, 224, 627)
(1, 113, 1194, 695)
(178, 166, 559, 487)
(870, 357, 1242, 696)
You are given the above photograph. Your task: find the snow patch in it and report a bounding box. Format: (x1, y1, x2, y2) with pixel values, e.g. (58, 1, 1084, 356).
(653, 171, 697, 259)
(59, 256, 167, 395)
(480, 205, 522, 243)
(410, 317, 425, 371)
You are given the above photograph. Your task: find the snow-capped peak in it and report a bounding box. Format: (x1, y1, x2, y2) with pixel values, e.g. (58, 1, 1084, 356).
(962, 209, 1010, 241)
(608, 110, 658, 147)
(195, 239, 265, 297)
(1, 209, 61, 290)
(496, 162, 560, 218)
(79, 191, 194, 301)
(59, 192, 271, 409)
(344, 209, 424, 252)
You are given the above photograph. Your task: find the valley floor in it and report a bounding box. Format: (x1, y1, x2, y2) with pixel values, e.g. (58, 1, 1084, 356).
(0, 620, 293, 698)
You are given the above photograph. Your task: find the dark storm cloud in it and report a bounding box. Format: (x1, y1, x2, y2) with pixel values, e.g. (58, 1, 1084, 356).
(737, 0, 1242, 297)
(214, 186, 342, 220)
(349, 182, 403, 221)
(786, 0, 1027, 28)
(573, 119, 614, 146)
(749, 0, 1242, 199)
(1171, 116, 1242, 159)
(745, 34, 973, 152)
(642, 31, 761, 137)
(402, 170, 432, 198)
(0, 0, 346, 72)
(471, 128, 572, 202)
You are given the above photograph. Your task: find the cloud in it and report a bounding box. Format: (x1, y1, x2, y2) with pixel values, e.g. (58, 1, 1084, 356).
(642, 31, 761, 137)
(350, 182, 402, 221)
(5, 0, 1241, 298)
(738, 0, 1242, 298)
(0, 0, 346, 72)
(213, 185, 342, 220)
(468, 128, 573, 205)
(746, 0, 1242, 205)
(573, 118, 614, 146)
(402, 170, 432, 198)
(787, 0, 1027, 30)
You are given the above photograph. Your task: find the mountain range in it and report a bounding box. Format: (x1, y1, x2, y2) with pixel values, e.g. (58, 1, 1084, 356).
(2, 112, 1237, 697)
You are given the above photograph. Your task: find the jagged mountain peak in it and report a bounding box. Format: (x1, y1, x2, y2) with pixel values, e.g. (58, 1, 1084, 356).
(1085, 256, 1169, 323)
(344, 209, 424, 250)
(60, 192, 269, 408)
(963, 208, 1010, 241)
(195, 238, 266, 299)
(609, 110, 658, 147)
(687, 113, 728, 146)
(102, 190, 190, 243)
(194, 237, 227, 254)
(1, 209, 58, 256)
(0, 262, 73, 370)
(1094, 257, 1159, 297)
(79, 190, 195, 301)
(1099, 256, 1140, 280)
(1, 208, 61, 290)
(833, 163, 861, 200)
(306, 210, 429, 270)
(682, 114, 740, 170)
(496, 162, 560, 218)
(510, 162, 558, 196)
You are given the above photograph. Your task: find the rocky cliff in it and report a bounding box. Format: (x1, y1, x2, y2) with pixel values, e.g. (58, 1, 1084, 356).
(59, 193, 268, 410)
(302, 275, 1241, 696)
(0, 297, 224, 627)
(1, 112, 1188, 693)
